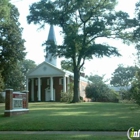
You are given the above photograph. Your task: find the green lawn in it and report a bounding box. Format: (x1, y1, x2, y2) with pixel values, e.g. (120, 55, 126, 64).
(0, 134, 127, 140)
(0, 102, 140, 131)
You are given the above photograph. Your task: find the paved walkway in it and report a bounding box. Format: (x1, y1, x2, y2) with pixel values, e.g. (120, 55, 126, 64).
(0, 131, 126, 136)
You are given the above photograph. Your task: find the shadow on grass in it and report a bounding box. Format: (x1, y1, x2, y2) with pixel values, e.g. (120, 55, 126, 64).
(0, 102, 139, 131)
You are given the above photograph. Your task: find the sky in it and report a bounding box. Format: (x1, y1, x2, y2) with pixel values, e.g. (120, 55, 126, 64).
(11, 0, 139, 81)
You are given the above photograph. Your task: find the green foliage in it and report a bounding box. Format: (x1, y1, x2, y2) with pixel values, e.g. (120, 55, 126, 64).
(131, 1, 140, 66)
(0, 0, 10, 25)
(60, 83, 73, 102)
(0, 93, 4, 103)
(119, 89, 132, 100)
(0, 71, 4, 92)
(61, 59, 85, 72)
(80, 96, 83, 102)
(133, 1, 140, 42)
(4, 62, 24, 91)
(0, 2, 26, 90)
(61, 60, 73, 72)
(106, 90, 119, 103)
(27, 0, 132, 102)
(130, 70, 140, 105)
(130, 2, 140, 106)
(110, 65, 138, 87)
(85, 83, 119, 102)
(87, 74, 104, 84)
(4, 59, 36, 91)
(21, 59, 36, 75)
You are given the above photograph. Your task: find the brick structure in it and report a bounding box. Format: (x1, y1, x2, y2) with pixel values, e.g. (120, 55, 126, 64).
(4, 89, 29, 117)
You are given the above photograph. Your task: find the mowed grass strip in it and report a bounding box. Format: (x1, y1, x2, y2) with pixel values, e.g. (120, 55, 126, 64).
(0, 134, 128, 140)
(0, 102, 139, 131)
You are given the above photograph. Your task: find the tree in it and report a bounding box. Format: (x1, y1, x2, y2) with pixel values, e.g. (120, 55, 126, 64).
(61, 59, 85, 72)
(87, 74, 104, 84)
(130, 70, 140, 105)
(0, 1, 26, 90)
(0, 71, 4, 92)
(4, 59, 36, 91)
(5, 62, 25, 91)
(61, 60, 73, 72)
(21, 59, 36, 75)
(20, 59, 36, 88)
(27, 0, 132, 102)
(127, 1, 140, 105)
(0, 0, 10, 25)
(110, 65, 138, 87)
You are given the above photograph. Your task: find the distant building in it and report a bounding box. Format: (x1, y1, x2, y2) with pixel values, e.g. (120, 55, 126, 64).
(109, 86, 131, 92)
(26, 25, 91, 102)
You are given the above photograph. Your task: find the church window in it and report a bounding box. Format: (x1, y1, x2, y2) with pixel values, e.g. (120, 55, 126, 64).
(59, 78, 63, 85)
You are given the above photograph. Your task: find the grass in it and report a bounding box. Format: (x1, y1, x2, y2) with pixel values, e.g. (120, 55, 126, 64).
(0, 134, 127, 140)
(0, 102, 140, 131)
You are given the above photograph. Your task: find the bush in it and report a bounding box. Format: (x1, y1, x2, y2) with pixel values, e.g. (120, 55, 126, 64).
(0, 93, 5, 103)
(120, 89, 132, 100)
(130, 70, 140, 106)
(106, 90, 119, 103)
(60, 92, 73, 102)
(130, 85, 140, 106)
(85, 83, 119, 103)
(0, 71, 4, 93)
(60, 83, 73, 103)
(80, 96, 83, 102)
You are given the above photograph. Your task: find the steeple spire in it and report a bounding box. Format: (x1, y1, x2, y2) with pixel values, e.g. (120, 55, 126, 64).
(47, 25, 56, 43)
(45, 25, 58, 67)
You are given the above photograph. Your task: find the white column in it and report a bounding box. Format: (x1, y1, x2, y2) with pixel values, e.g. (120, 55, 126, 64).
(26, 78, 28, 91)
(50, 77, 53, 101)
(67, 76, 70, 91)
(31, 78, 34, 101)
(38, 77, 41, 101)
(63, 76, 66, 92)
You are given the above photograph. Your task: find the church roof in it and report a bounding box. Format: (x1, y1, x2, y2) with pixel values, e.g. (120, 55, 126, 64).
(47, 25, 56, 43)
(63, 70, 92, 83)
(26, 61, 65, 77)
(26, 61, 91, 83)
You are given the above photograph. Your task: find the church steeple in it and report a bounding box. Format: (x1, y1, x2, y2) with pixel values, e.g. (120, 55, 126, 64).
(45, 25, 58, 67)
(47, 25, 56, 43)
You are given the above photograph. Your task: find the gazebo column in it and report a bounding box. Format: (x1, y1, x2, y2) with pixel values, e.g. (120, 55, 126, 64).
(50, 77, 53, 101)
(38, 77, 41, 101)
(31, 78, 34, 101)
(63, 76, 66, 93)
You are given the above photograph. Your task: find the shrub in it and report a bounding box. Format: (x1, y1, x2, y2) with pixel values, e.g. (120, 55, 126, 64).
(60, 92, 73, 102)
(0, 93, 5, 103)
(60, 83, 73, 103)
(85, 83, 119, 103)
(120, 89, 132, 100)
(80, 96, 83, 102)
(130, 85, 140, 106)
(130, 70, 140, 105)
(0, 71, 4, 93)
(106, 90, 119, 103)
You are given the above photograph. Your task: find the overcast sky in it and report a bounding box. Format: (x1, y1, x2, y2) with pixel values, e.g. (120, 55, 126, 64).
(11, 0, 139, 80)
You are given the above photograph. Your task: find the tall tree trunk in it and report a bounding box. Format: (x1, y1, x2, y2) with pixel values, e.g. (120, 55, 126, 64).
(72, 66, 80, 103)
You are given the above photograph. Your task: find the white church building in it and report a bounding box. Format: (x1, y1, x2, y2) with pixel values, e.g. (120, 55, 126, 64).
(26, 25, 90, 102)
